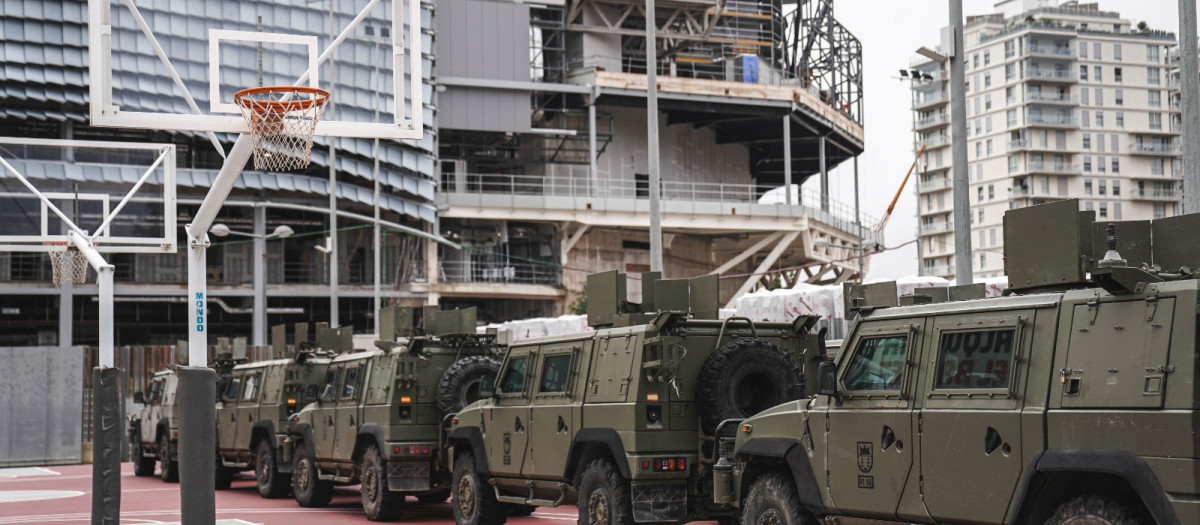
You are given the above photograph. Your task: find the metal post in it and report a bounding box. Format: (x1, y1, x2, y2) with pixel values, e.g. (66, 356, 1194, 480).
(646, 0, 663, 272)
(910, 77, 925, 274)
(854, 156, 863, 282)
(783, 115, 793, 206)
(329, 140, 339, 327)
(252, 206, 266, 346)
(1180, 0, 1200, 213)
(589, 96, 599, 195)
(373, 137, 382, 334)
(58, 274, 72, 349)
(818, 136, 828, 211)
(949, 0, 973, 285)
(186, 229, 209, 367)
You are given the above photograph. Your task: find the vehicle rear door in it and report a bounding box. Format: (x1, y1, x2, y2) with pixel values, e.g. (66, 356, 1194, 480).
(314, 365, 343, 460)
(236, 370, 263, 452)
(218, 372, 243, 452)
(523, 340, 586, 480)
(487, 347, 533, 478)
(825, 320, 924, 520)
(334, 361, 366, 463)
(918, 310, 1032, 523)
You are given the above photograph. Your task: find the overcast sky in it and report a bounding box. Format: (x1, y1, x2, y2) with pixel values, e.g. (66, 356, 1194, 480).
(812, 0, 1187, 280)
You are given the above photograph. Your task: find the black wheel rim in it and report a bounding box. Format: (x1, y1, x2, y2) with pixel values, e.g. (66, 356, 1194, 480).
(456, 472, 476, 518)
(364, 466, 380, 504)
(734, 370, 779, 415)
(296, 457, 311, 493)
(258, 448, 272, 484)
(587, 490, 609, 525)
(756, 507, 783, 525)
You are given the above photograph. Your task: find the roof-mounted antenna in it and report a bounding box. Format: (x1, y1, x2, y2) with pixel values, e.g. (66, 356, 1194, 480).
(1097, 223, 1127, 269)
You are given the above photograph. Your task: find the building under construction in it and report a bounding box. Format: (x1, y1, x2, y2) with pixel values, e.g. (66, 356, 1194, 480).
(0, 0, 873, 344)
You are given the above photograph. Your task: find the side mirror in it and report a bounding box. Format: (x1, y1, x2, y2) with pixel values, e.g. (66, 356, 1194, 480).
(480, 375, 496, 399)
(817, 361, 838, 397)
(133, 391, 145, 404)
(305, 384, 319, 403)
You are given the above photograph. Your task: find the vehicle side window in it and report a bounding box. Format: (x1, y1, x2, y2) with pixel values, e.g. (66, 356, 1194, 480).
(935, 329, 1015, 389)
(538, 354, 573, 393)
(341, 365, 361, 399)
(241, 374, 259, 401)
(223, 375, 242, 402)
(499, 356, 529, 394)
(320, 368, 341, 403)
(148, 380, 163, 404)
(843, 335, 908, 391)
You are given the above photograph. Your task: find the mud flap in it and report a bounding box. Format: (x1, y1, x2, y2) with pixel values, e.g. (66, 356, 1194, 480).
(91, 367, 122, 525)
(631, 482, 687, 523)
(177, 366, 216, 525)
(387, 460, 432, 491)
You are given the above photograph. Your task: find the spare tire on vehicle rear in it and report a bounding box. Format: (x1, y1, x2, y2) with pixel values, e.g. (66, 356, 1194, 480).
(437, 356, 501, 413)
(696, 338, 803, 435)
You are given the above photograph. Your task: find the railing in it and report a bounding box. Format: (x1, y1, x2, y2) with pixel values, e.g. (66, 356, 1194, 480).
(1027, 46, 1074, 57)
(921, 221, 953, 234)
(1130, 143, 1181, 154)
(1010, 186, 1031, 197)
(914, 92, 947, 107)
(916, 114, 949, 128)
(1026, 69, 1076, 81)
(1134, 189, 1181, 200)
(441, 173, 882, 234)
(919, 178, 950, 192)
(1026, 92, 1077, 104)
(1008, 139, 1029, 150)
(1028, 114, 1077, 126)
(439, 260, 561, 287)
(1027, 162, 1078, 174)
(920, 135, 948, 148)
(925, 264, 953, 276)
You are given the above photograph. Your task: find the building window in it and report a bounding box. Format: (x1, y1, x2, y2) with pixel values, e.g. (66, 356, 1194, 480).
(1112, 158, 1120, 174)
(1095, 88, 1103, 106)
(1080, 64, 1089, 81)
(978, 187, 984, 202)
(1082, 134, 1091, 150)
(1080, 40, 1088, 59)
(1094, 42, 1102, 60)
(1115, 89, 1123, 106)
(1084, 158, 1093, 174)
(973, 53, 980, 68)
(986, 115, 993, 132)
(1006, 86, 1015, 104)
(1097, 132, 1106, 152)
(1099, 180, 1107, 196)
(1095, 112, 1104, 128)
(988, 184, 995, 200)
(1097, 155, 1106, 173)
(985, 51, 991, 66)
(1152, 158, 1165, 175)
(1007, 155, 1018, 174)
(1114, 67, 1123, 83)
(1146, 45, 1160, 64)
(985, 73, 992, 88)
(1153, 203, 1167, 219)
(976, 142, 982, 158)
(1114, 202, 1122, 220)
(990, 228, 997, 245)
(1099, 203, 1108, 219)
(1113, 180, 1121, 196)
(985, 94, 992, 110)
(1005, 64, 1015, 81)
(1094, 65, 1102, 81)
(1081, 88, 1089, 105)
(987, 139, 993, 155)
(1148, 68, 1160, 85)
(1149, 91, 1161, 107)
(1111, 134, 1119, 152)
(1005, 40, 1015, 58)
(1115, 112, 1124, 128)
(978, 209, 985, 224)
(1082, 110, 1090, 127)
(1114, 43, 1122, 61)
(1150, 113, 1162, 130)
(980, 253, 986, 269)
(1007, 109, 1017, 127)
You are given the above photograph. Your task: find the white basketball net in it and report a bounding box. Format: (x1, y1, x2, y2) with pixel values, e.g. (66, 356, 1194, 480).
(235, 87, 330, 172)
(48, 248, 89, 285)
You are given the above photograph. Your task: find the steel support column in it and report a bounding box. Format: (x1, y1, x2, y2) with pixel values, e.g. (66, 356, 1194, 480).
(251, 206, 266, 346)
(783, 115, 793, 206)
(949, 0, 973, 284)
(1180, 0, 1200, 213)
(819, 136, 828, 211)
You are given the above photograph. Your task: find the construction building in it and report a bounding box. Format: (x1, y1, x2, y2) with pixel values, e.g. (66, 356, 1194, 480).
(0, 0, 875, 345)
(909, 0, 1181, 281)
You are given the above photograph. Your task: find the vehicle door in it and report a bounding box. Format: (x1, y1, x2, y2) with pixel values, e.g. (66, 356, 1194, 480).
(143, 378, 165, 444)
(259, 364, 286, 431)
(919, 311, 1032, 523)
(333, 361, 366, 463)
(314, 365, 343, 460)
(218, 372, 243, 452)
(523, 341, 585, 480)
(236, 371, 263, 452)
(825, 320, 924, 521)
(487, 347, 533, 478)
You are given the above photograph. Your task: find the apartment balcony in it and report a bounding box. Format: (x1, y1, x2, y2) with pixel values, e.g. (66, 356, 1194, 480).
(913, 92, 948, 109)
(920, 135, 949, 149)
(1128, 172, 1182, 181)
(1129, 143, 1181, 156)
(438, 174, 881, 243)
(921, 220, 954, 234)
(1025, 69, 1077, 83)
(914, 113, 949, 131)
(1025, 92, 1078, 105)
(1010, 186, 1031, 197)
(1026, 45, 1075, 59)
(918, 178, 951, 193)
(1025, 161, 1079, 175)
(1132, 189, 1181, 201)
(439, 261, 561, 287)
(1027, 114, 1078, 127)
(924, 264, 953, 277)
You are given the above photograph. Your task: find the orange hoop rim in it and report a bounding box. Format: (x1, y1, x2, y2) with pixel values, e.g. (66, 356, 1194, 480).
(234, 86, 331, 114)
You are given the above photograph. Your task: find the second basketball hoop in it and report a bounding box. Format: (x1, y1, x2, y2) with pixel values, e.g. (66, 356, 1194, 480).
(234, 86, 331, 171)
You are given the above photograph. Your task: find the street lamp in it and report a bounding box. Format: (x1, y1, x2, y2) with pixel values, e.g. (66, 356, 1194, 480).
(210, 223, 294, 239)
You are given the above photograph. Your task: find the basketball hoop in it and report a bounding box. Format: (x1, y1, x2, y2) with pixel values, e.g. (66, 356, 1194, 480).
(45, 242, 90, 285)
(234, 86, 331, 171)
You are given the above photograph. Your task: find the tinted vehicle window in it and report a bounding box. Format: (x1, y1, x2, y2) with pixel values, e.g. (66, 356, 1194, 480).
(241, 374, 259, 401)
(224, 376, 242, 402)
(539, 354, 573, 393)
(935, 329, 1015, 389)
(320, 368, 341, 403)
(499, 356, 529, 394)
(844, 335, 908, 391)
(341, 366, 361, 399)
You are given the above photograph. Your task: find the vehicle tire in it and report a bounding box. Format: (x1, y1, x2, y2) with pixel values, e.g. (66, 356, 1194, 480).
(1046, 495, 1147, 525)
(437, 356, 501, 413)
(361, 444, 405, 521)
(576, 459, 633, 525)
(256, 439, 290, 499)
(292, 443, 333, 508)
(505, 503, 536, 517)
(696, 339, 803, 435)
(215, 462, 235, 490)
(132, 441, 156, 477)
(158, 434, 179, 482)
(741, 472, 817, 525)
(417, 490, 451, 504)
(452, 451, 506, 525)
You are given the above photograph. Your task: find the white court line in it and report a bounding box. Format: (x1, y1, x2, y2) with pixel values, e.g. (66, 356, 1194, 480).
(0, 467, 61, 479)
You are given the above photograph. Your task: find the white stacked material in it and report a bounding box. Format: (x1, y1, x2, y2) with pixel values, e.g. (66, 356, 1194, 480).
(718, 308, 738, 320)
(482, 314, 591, 342)
(887, 274, 952, 297)
(978, 276, 1009, 298)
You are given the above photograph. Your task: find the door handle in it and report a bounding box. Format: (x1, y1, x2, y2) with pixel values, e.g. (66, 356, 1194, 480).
(557, 416, 567, 433)
(881, 425, 896, 451)
(350, 415, 356, 427)
(515, 416, 524, 432)
(985, 427, 1002, 455)
(229, 412, 235, 422)
(326, 416, 334, 427)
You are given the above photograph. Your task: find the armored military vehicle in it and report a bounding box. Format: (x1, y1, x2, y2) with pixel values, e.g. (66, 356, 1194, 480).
(130, 340, 244, 482)
(447, 271, 826, 525)
(284, 306, 504, 521)
(214, 323, 335, 496)
(714, 199, 1200, 525)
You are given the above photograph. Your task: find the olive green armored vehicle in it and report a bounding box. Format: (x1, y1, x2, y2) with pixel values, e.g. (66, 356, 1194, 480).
(714, 199, 1200, 525)
(283, 307, 503, 521)
(214, 323, 335, 496)
(447, 272, 826, 525)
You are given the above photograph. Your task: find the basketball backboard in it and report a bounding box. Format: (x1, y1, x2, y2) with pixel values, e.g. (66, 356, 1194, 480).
(87, 0, 424, 141)
(0, 137, 177, 254)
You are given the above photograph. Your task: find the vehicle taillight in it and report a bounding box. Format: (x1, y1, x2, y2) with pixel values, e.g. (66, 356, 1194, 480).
(643, 457, 686, 472)
(393, 444, 430, 456)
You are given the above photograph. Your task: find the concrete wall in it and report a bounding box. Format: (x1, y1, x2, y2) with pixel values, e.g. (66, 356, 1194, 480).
(0, 346, 83, 467)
